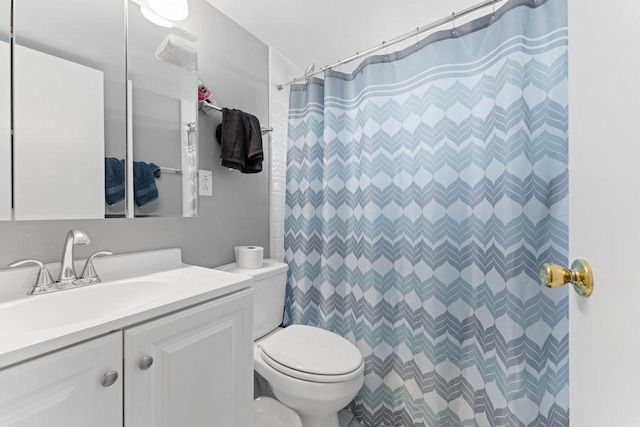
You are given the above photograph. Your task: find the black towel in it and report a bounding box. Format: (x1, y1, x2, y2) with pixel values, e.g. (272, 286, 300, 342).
(242, 112, 263, 173)
(216, 108, 263, 174)
(218, 108, 247, 171)
(244, 113, 263, 160)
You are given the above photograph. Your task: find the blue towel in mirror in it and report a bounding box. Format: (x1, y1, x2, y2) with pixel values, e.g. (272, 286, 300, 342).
(133, 162, 160, 207)
(105, 157, 125, 205)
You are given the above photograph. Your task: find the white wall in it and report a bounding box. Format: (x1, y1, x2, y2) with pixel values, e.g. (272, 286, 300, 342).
(268, 49, 302, 262)
(568, 0, 640, 425)
(207, 0, 482, 72)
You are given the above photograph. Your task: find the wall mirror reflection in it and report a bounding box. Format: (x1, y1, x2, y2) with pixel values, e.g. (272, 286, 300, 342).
(127, 1, 198, 218)
(0, 0, 10, 221)
(10, 0, 198, 221)
(13, 0, 127, 220)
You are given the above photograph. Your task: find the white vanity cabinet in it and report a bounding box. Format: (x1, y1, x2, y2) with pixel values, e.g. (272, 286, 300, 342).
(124, 289, 254, 427)
(0, 288, 253, 427)
(0, 332, 123, 427)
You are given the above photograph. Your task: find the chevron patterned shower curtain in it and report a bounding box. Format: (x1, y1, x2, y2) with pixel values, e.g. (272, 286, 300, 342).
(284, 0, 568, 426)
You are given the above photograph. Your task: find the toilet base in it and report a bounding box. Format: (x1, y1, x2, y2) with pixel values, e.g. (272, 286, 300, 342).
(300, 412, 338, 427)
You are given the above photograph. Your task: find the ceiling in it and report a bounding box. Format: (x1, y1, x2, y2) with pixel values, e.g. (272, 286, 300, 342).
(205, 0, 484, 73)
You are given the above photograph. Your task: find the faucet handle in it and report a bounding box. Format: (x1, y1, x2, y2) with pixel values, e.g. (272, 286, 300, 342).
(80, 251, 114, 283)
(9, 259, 56, 295)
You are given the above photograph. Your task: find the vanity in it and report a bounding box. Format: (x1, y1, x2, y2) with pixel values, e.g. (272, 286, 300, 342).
(0, 248, 254, 427)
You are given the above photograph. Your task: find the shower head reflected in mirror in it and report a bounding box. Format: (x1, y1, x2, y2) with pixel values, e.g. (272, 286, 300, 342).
(155, 34, 197, 71)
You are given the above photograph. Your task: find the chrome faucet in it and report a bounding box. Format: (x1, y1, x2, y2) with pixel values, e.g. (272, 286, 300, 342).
(9, 229, 113, 295)
(58, 229, 91, 284)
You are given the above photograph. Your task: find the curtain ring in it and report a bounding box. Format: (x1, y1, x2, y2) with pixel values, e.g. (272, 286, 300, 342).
(451, 12, 456, 35)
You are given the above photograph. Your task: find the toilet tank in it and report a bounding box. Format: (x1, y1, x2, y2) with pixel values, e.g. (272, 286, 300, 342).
(216, 259, 288, 340)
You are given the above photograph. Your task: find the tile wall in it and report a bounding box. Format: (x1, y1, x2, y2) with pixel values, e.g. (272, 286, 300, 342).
(268, 49, 302, 261)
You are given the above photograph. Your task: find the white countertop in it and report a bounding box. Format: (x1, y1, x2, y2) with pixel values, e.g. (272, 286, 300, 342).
(0, 249, 252, 369)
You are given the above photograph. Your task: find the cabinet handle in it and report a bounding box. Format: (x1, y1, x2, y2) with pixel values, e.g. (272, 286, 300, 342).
(101, 371, 119, 387)
(139, 356, 154, 371)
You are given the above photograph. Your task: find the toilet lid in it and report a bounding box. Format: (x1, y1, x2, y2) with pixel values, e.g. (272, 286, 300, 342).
(259, 325, 363, 376)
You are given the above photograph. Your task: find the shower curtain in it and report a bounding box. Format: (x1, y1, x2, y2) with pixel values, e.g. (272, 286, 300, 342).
(284, 0, 568, 425)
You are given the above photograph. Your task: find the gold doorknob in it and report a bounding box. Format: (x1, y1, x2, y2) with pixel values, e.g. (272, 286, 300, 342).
(540, 259, 594, 297)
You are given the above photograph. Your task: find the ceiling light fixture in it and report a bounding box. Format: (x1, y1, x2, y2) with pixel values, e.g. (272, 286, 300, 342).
(141, 7, 174, 28)
(149, 0, 189, 22)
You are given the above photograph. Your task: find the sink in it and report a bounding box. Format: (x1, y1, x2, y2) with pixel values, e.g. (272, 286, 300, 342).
(0, 249, 253, 369)
(0, 278, 176, 332)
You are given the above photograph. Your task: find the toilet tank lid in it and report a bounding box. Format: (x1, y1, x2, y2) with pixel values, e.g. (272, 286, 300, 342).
(215, 259, 288, 280)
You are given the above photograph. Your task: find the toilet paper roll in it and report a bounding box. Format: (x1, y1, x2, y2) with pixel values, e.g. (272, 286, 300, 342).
(235, 246, 264, 269)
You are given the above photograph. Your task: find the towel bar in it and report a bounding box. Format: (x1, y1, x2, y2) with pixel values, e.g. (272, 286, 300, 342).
(158, 167, 182, 176)
(199, 100, 273, 134)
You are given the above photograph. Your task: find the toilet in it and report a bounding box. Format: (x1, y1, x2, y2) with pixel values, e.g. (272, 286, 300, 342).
(217, 260, 364, 427)
(254, 396, 302, 427)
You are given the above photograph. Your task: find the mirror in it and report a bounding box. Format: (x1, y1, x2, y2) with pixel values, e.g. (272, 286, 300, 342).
(127, 1, 198, 218)
(9, 0, 198, 220)
(13, 0, 127, 220)
(0, 0, 10, 221)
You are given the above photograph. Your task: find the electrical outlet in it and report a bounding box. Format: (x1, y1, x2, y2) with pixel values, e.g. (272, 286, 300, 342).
(199, 170, 213, 196)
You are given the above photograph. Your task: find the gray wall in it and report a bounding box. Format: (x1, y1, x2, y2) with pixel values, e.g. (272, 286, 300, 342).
(0, 0, 270, 268)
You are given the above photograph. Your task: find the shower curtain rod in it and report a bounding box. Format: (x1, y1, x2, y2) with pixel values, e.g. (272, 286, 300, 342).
(277, 0, 504, 90)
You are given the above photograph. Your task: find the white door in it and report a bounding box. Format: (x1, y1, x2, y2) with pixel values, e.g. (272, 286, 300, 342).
(124, 289, 253, 427)
(568, 0, 640, 425)
(0, 332, 122, 427)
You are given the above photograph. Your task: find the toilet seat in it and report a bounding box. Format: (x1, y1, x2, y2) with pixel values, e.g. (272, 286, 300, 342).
(260, 350, 364, 383)
(259, 325, 364, 383)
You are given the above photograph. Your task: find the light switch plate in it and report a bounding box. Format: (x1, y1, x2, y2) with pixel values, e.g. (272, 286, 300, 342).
(199, 170, 213, 196)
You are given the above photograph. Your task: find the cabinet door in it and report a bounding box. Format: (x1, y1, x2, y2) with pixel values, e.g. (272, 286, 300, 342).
(124, 289, 253, 427)
(13, 0, 127, 219)
(0, 332, 123, 427)
(13, 45, 106, 220)
(127, 1, 199, 218)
